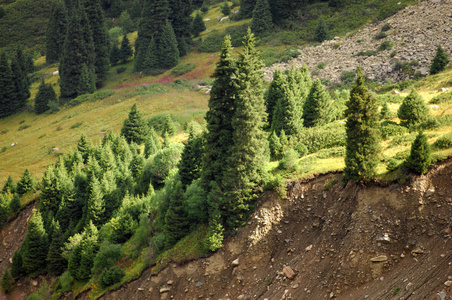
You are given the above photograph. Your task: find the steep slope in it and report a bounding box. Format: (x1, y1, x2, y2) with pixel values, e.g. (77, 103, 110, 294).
(266, 0, 452, 84)
(69, 157, 452, 300)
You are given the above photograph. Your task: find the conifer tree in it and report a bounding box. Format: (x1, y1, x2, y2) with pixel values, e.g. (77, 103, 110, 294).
(344, 69, 380, 182)
(11, 250, 24, 278)
(430, 44, 449, 75)
(109, 41, 120, 66)
(46, 0, 67, 64)
(77, 134, 92, 162)
(303, 79, 332, 127)
(47, 221, 67, 275)
(265, 69, 285, 127)
(201, 35, 236, 191)
(0, 268, 13, 293)
(268, 130, 282, 161)
(221, 1, 231, 15)
(9, 193, 21, 214)
(157, 20, 180, 69)
(192, 12, 206, 37)
(250, 0, 272, 36)
(59, 3, 96, 100)
(161, 114, 176, 137)
(239, 0, 256, 18)
(223, 28, 268, 228)
(405, 131, 431, 174)
(179, 131, 205, 188)
(22, 210, 48, 274)
(144, 128, 161, 158)
(204, 202, 224, 252)
(314, 18, 329, 43)
(397, 89, 429, 127)
(130, 0, 142, 22)
(76, 64, 96, 96)
(34, 80, 58, 114)
(380, 102, 390, 120)
(109, 0, 123, 17)
(140, 38, 158, 73)
(120, 10, 134, 33)
(164, 180, 189, 248)
(121, 104, 149, 144)
(11, 48, 31, 110)
(168, 0, 193, 56)
(2, 176, 15, 194)
(119, 34, 134, 63)
(0, 53, 17, 118)
(16, 169, 35, 195)
(84, 0, 110, 83)
(86, 175, 105, 227)
(0, 194, 8, 226)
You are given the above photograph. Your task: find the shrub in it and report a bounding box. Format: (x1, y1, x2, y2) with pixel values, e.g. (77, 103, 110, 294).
(430, 44, 449, 75)
(1, 268, 13, 293)
(381, 23, 391, 32)
(201, 2, 208, 13)
(380, 121, 408, 140)
(405, 131, 431, 174)
(220, 1, 230, 15)
(116, 67, 127, 74)
(171, 63, 196, 76)
(297, 123, 346, 153)
(99, 266, 124, 288)
(317, 62, 325, 69)
(397, 89, 429, 127)
(323, 178, 338, 190)
(295, 143, 308, 157)
(394, 149, 410, 160)
(429, 90, 452, 104)
(432, 133, 452, 150)
(378, 41, 393, 51)
(355, 50, 377, 57)
(278, 148, 299, 171)
(374, 32, 387, 40)
(70, 122, 83, 129)
(18, 124, 31, 131)
(316, 146, 345, 159)
(264, 174, 287, 199)
(198, 32, 224, 52)
(56, 272, 73, 292)
(108, 27, 124, 41)
(386, 158, 401, 172)
(376, 94, 403, 104)
(340, 70, 355, 85)
(389, 134, 417, 148)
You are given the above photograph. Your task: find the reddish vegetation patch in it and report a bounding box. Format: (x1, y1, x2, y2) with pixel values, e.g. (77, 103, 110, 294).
(112, 82, 152, 89)
(154, 75, 174, 84)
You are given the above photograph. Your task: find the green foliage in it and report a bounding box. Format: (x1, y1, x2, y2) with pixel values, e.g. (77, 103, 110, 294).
(430, 44, 449, 75)
(344, 69, 380, 182)
(379, 102, 391, 120)
(34, 80, 58, 114)
(47, 221, 67, 276)
(278, 148, 299, 171)
(264, 173, 287, 199)
(374, 31, 387, 40)
(167, 0, 193, 57)
(200, 2, 208, 12)
(45, 0, 67, 64)
(239, 0, 256, 18)
(303, 79, 332, 127)
(22, 210, 48, 275)
(250, 0, 272, 36)
(150, 143, 183, 187)
(171, 63, 196, 76)
(110, 0, 124, 18)
(130, 0, 142, 21)
(314, 18, 329, 43)
(183, 179, 208, 224)
(397, 89, 429, 127)
(297, 123, 345, 153)
(221, 1, 230, 15)
(432, 132, 452, 150)
(9, 193, 21, 214)
(120, 11, 134, 33)
(1, 268, 13, 293)
(161, 114, 177, 136)
(192, 12, 206, 37)
(16, 169, 35, 195)
(380, 121, 408, 140)
(378, 41, 393, 51)
(164, 180, 189, 248)
(92, 243, 122, 275)
(381, 23, 391, 32)
(0, 193, 8, 226)
(386, 158, 401, 172)
(355, 50, 377, 57)
(100, 266, 124, 288)
(316, 146, 345, 159)
(11, 250, 24, 278)
(108, 27, 124, 41)
(405, 131, 431, 174)
(121, 104, 149, 144)
(268, 131, 283, 161)
(76, 64, 96, 96)
(144, 128, 161, 158)
(158, 20, 180, 69)
(204, 203, 224, 252)
(265, 69, 285, 127)
(429, 90, 452, 104)
(198, 31, 224, 52)
(2, 175, 15, 194)
(179, 132, 205, 188)
(0, 53, 19, 118)
(119, 34, 134, 63)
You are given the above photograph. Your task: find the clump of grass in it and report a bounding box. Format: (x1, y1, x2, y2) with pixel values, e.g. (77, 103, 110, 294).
(355, 50, 377, 57)
(171, 63, 196, 76)
(317, 62, 325, 69)
(378, 41, 393, 51)
(70, 122, 83, 129)
(429, 90, 452, 104)
(18, 124, 31, 131)
(323, 178, 338, 190)
(0, 129, 9, 134)
(374, 32, 387, 40)
(433, 133, 452, 150)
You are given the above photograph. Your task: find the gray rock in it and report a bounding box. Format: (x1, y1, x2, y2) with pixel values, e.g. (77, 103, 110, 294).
(437, 291, 447, 300)
(196, 281, 204, 287)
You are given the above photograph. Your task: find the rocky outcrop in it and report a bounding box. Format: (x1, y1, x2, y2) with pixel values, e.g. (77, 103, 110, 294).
(265, 0, 452, 85)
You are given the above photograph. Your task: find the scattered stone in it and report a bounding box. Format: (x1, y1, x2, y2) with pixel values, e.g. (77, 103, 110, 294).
(32, 280, 38, 286)
(167, 280, 173, 285)
(392, 90, 400, 95)
(444, 280, 452, 287)
(406, 282, 412, 290)
(442, 228, 451, 234)
(283, 266, 296, 279)
(196, 281, 204, 287)
(411, 248, 424, 256)
(438, 87, 448, 92)
(138, 288, 144, 291)
(306, 245, 313, 251)
(232, 258, 240, 267)
(237, 295, 245, 300)
(160, 287, 171, 293)
(292, 284, 299, 289)
(370, 255, 388, 262)
(437, 291, 447, 300)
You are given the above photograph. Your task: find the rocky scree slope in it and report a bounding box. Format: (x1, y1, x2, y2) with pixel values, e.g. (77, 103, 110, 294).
(78, 158, 452, 300)
(265, 0, 452, 85)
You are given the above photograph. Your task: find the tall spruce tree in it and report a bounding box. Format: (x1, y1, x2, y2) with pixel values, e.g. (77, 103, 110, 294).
(130, 0, 142, 23)
(121, 104, 149, 144)
(303, 79, 333, 127)
(223, 28, 268, 228)
(119, 34, 134, 63)
(314, 18, 329, 43)
(179, 131, 205, 188)
(168, 0, 193, 56)
(16, 169, 35, 195)
(397, 89, 429, 127)
(109, 41, 120, 66)
(22, 210, 48, 274)
(35, 80, 58, 114)
(430, 44, 449, 75)
(86, 175, 105, 227)
(157, 20, 180, 69)
(0, 53, 16, 118)
(344, 69, 380, 182)
(59, 2, 96, 100)
(144, 128, 161, 158)
(201, 35, 236, 191)
(265, 69, 285, 127)
(192, 12, 206, 37)
(2, 176, 15, 194)
(250, 0, 272, 36)
(46, 221, 67, 275)
(405, 131, 431, 174)
(46, 0, 67, 64)
(120, 10, 134, 33)
(239, 0, 256, 18)
(10, 56, 29, 114)
(164, 180, 189, 248)
(84, 0, 110, 83)
(76, 64, 96, 95)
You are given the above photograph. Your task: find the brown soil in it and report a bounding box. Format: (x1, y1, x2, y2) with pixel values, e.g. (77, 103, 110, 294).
(2, 159, 452, 300)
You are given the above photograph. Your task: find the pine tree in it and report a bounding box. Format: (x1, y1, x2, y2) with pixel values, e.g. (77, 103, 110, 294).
(204, 203, 224, 252)
(157, 20, 180, 69)
(161, 114, 176, 137)
(109, 0, 123, 17)
(140, 37, 158, 73)
(221, 1, 231, 15)
(12, 47, 31, 106)
(34, 80, 58, 114)
(76, 64, 96, 96)
(344, 68, 380, 182)
(380, 102, 390, 120)
(223, 28, 268, 228)
(0, 53, 16, 118)
(0, 268, 13, 293)
(47, 221, 67, 275)
(314, 18, 329, 43)
(430, 44, 449, 75)
(16, 169, 35, 195)
(201, 35, 236, 191)
(179, 131, 205, 188)
(2, 176, 15, 194)
(77, 134, 92, 162)
(405, 131, 431, 174)
(11, 250, 24, 278)
(144, 128, 161, 158)
(109, 41, 120, 66)
(119, 34, 134, 64)
(164, 180, 189, 248)
(250, 0, 272, 36)
(239, 0, 256, 18)
(130, 0, 142, 22)
(9, 193, 21, 214)
(265, 69, 285, 127)
(59, 3, 95, 100)
(120, 10, 134, 33)
(168, 0, 193, 56)
(192, 12, 206, 37)
(74, 221, 99, 281)
(303, 79, 332, 127)
(84, 0, 110, 83)
(397, 89, 429, 127)
(0, 194, 8, 226)
(86, 175, 105, 227)
(268, 130, 282, 161)
(22, 210, 48, 274)
(46, 0, 67, 64)
(121, 104, 149, 144)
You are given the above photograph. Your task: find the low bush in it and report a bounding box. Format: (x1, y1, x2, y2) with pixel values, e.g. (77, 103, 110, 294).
(380, 121, 408, 140)
(378, 41, 393, 51)
(386, 158, 401, 172)
(278, 148, 299, 172)
(429, 90, 452, 104)
(388, 133, 417, 148)
(355, 50, 377, 57)
(297, 123, 346, 153)
(316, 146, 345, 159)
(99, 266, 124, 288)
(261, 47, 299, 67)
(376, 94, 403, 104)
(18, 124, 30, 131)
(381, 23, 391, 32)
(432, 133, 452, 150)
(116, 67, 127, 74)
(374, 32, 387, 40)
(70, 122, 83, 129)
(198, 32, 224, 52)
(394, 149, 410, 160)
(264, 174, 287, 199)
(171, 63, 196, 76)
